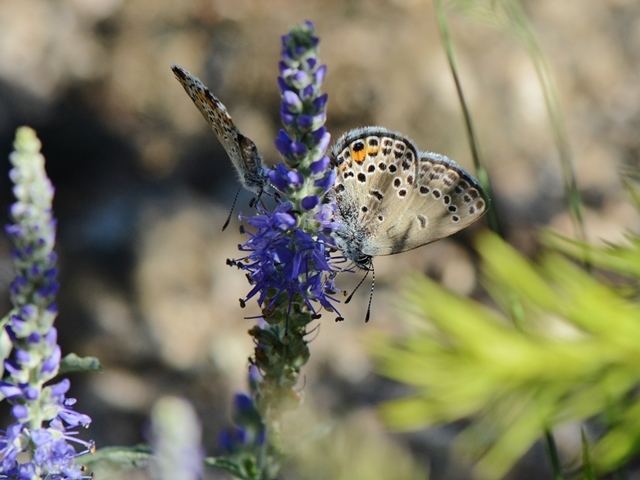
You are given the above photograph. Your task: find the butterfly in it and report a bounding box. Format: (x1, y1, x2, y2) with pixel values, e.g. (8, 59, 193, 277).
(328, 127, 487, 270)
(171, 64, 269, 229)
(171, 65, 487, 266)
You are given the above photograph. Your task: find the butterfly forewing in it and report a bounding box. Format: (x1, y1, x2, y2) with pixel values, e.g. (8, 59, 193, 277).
(171, 64, 266, 193)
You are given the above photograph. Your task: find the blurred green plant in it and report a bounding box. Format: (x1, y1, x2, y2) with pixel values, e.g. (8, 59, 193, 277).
(441, 0, 585, 241)
(371, 209, 640, 477)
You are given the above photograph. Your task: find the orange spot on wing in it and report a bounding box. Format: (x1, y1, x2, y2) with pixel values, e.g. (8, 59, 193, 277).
(352, 148, 366, 163)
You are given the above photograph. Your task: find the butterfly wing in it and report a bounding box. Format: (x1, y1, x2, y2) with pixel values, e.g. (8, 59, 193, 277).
(171, 64, 266, 193)
(331, 127, 486, 260)
(380, 150, 487, 254)
(331, 127, 423, 260)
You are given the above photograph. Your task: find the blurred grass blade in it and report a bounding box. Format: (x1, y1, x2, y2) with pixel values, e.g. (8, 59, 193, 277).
(581, 428, 597, 480)
(433, 0, 502, 239)
(445, 0, 586, 243)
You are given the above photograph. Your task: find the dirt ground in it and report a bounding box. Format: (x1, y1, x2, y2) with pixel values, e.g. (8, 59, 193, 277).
(1, 1, 639, 478)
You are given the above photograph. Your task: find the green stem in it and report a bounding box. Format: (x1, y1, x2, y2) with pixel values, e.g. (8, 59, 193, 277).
(543, 429, 565, 480)
(433, 0, 503, 239)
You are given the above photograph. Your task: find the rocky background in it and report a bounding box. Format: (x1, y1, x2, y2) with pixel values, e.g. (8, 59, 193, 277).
(0, 0, 639, 478)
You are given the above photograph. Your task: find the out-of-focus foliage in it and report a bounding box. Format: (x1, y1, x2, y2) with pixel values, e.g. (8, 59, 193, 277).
(371, 219, 640, 478)
(283, 407, 429, 480)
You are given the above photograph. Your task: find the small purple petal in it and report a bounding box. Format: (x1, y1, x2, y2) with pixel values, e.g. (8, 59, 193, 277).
(49, 378, 70, 397)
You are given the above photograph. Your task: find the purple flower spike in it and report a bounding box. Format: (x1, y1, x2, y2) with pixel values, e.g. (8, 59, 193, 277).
(1, 127, 93, 479)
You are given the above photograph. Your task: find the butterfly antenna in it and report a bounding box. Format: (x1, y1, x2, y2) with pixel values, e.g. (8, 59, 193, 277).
(345, 268, 370, 304)
(365, 262, 375, 323)
(223, 185, 243, 231)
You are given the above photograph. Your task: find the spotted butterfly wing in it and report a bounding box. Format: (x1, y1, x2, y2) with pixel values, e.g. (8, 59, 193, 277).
(171, 64, 267, 194)
(330, 127, 486, 268)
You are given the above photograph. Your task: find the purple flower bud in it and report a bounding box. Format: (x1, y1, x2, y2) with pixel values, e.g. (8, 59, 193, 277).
(45, 328, 58, 346)
(301, 84, 314, 100)
(4, 360, 21, 377)
(297, 114, 313, 130)
(20, 304, 37, 320)
(275, 130, 293, 157)
(24, 386, 39, 400)
(301, 196, 319, 210)
(0, 381, 23, 398)
(41, 345, 61, 374)
(314, 65, 327, 85)
(273, 211, 297, 231)
(280, 109, 296, 127)
(312, 128, 331, 154)
(286, 170, 304, 186)
(290, 141, 307, 156)
(310, 155, 330, 174)
(313, 93, 328, 111)
(15, 349, 30, 363)
(277, 75, 288, 91)
(11, 404, 28, 419)
(314, 168, 336, 190)
(291, 71, 310, 89)
(310, 111, 327, 131)
(234, 393, 254, 413)
(27, 332, 41, 344)
(282, 91, 303, 113)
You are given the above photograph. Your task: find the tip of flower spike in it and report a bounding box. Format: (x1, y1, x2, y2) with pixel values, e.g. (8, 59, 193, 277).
(13, 127, 42, 155)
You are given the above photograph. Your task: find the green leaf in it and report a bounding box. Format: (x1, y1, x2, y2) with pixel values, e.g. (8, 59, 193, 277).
(59, 353, 103, 374)
(79, 445, 153, 470)
(371, 232, 640, 478)
(205, 457, 249, 479)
